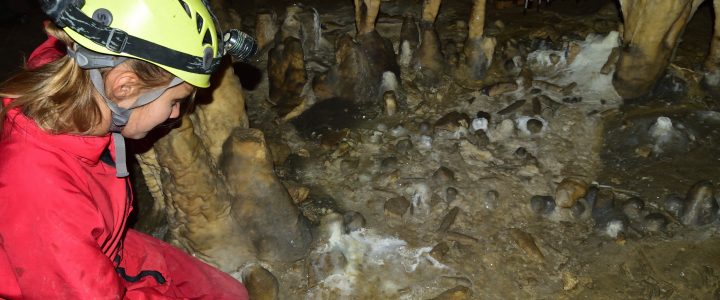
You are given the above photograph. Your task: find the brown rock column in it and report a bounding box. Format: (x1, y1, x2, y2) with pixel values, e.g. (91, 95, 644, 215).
(411, 0, 446, 86)
(613, 0, 704, 99)
(701, 0, 720, 95)
(456, 0, 496, 85)
(220, 128, 312, 262)
(354, 0, 382, 35)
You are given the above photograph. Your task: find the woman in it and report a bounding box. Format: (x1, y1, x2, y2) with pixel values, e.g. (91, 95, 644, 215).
(0, 0, 251, 298)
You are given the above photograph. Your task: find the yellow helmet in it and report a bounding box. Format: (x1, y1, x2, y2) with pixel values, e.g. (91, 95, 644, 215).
(41, 0, 256, 87)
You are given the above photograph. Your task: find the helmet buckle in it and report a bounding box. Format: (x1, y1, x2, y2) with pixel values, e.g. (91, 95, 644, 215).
(105, 28, 128, 53)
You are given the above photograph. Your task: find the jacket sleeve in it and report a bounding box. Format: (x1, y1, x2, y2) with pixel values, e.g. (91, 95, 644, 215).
(0, 158, 124, 299)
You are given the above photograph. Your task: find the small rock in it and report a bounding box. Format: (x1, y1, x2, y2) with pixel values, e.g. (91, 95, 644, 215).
(429, 242, 450, 261)
(467, 130, 490, 147)
(434, 112, 471, 134)
(530, 88, 542, 94)
(497, 99, 526, 115)
(396, 139, 413, 154)
(643, 213, 668, 232)
(343, 211, 366, 233)
(509, 228, 545, 263)
(384, 196, 411, 220)
(446, 187, 459, 203)
(433, 166, 456, 184)
(571, 199, 586, 219)
(621, 197, 645, 220)
(555, 177, 588, 208)
(681, 180, 718, 226)
(485, 190, 500, 210)
(437, 207, 460, 233)
(525, 118, 544, 134)
(562, 272, 579, 291)
(384, 91, 397, 116)
(497, 119, 516, 138)
(242, 264, 279, 300)
(664, 194, 685, 219)
(431, 285, 471, 300)
(485, 82, 519, 97)
(307, 249, 347, 287)
(530, 195, 555, 215)
(445, 231, 480, 245)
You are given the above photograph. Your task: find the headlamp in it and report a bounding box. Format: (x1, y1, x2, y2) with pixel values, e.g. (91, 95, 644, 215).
(223, 29, 258, 62)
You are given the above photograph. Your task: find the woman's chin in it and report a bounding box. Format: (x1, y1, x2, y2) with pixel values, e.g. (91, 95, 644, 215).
(121, 130, 148, 140)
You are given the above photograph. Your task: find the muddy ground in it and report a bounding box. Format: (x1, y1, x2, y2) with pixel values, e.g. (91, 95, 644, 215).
(2, 0, 719, 299)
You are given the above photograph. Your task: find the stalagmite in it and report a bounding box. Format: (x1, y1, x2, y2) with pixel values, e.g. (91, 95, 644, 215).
(411, 0, 446, 86)
(311, 1, 398, 114)
(702, 0, 720, 95)
(613, 0, 704, 99)
(255, 10, 279, 52)
(399, 14, 420, 67)
(456, 0, 496, 86)
(268, 37, 307, 119)
(137, 2, 311, 273)
(354, 0, 382, 35)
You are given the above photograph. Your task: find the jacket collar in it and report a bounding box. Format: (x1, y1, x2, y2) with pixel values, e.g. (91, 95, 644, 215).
(4, 101, 112, 165)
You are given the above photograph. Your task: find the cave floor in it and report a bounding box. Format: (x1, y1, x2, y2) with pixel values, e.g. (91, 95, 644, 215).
(239, 0, 720, 299)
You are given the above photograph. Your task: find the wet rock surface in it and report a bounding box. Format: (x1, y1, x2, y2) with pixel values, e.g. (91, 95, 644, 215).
(150, 0, 720, 298)
(230, 1, 720, 297)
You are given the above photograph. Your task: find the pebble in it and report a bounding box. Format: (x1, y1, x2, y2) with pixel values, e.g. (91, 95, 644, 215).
(340, 158, 360, 173)
(514, 147, 528, 159)
(525, 118, 544, 134)
(446, 187, 459, 203)
(530, 88, 542, 94)
(530, 195, 555, 215)
(437, 207, 460, 233)
(384, 196, 411, 220)
(485, 82, 519, 97)
(562, 96, 582, 103)
(485, 190, 500, 210)
(681, 180, 718, 226)
(430, 285, 471, 300)
(445, 231, 480, 245)
(471, 118, 488, 132)
(497, 99, 526, 115)
(570, 199, 586, 218)
(434, 111, 471, 133)
(497, 119, 516, 138)
(242, 264, 279, 300)
(384, 91, 397, 116)
(621, 197, 645, 220)
(395, 139, 413, 154)
(643, 213, 668, 232)
(433, 166, 456, 184)
(468, 130, 490, 147)
(555, 177, 588, 208)
(664, 194, 685, 219)
(429, 242, 450, 261)
(343, 211, 366, 233)
(509, 228, 545, 263)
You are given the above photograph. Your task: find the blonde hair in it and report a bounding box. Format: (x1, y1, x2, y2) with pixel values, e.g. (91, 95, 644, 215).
(0, 23, 173, 136)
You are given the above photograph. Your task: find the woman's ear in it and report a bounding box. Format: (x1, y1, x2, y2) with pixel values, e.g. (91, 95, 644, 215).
(106, 68, 141, 105)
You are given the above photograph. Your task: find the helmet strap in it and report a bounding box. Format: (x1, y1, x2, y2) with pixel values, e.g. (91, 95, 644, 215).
(87, 68, 182, 177)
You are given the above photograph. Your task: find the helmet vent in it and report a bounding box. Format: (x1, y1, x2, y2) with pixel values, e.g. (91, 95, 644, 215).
(178, 0, 191, 17)
(202, 30, 212, 46)
(196, 13, 204, 33)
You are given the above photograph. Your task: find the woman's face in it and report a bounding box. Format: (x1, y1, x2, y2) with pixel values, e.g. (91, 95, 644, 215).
(120, 82, 195, 139)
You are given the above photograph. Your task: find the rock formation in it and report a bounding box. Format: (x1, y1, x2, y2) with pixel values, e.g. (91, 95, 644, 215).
(613, 0, 705, 99)
(137, 5, 311, 273)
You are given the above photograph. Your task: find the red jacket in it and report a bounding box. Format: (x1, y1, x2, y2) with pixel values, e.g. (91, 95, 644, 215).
(0, 35, 247, 299)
